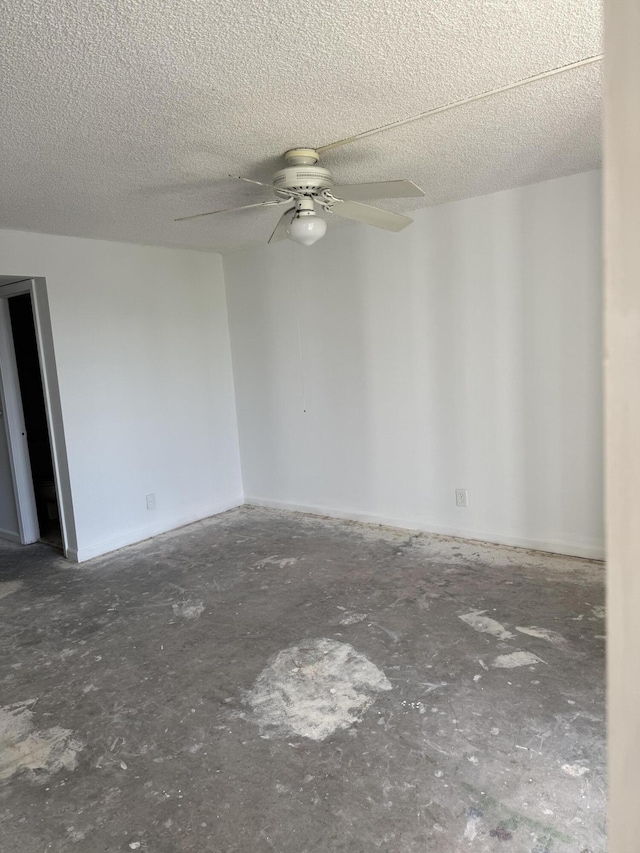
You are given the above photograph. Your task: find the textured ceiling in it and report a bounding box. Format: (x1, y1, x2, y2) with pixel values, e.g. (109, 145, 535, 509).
(0, 0, 602, 254)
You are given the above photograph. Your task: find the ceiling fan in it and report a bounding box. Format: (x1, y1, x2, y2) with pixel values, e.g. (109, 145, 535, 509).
(175, 148, 425, 247)
(174, 54, 602, 248)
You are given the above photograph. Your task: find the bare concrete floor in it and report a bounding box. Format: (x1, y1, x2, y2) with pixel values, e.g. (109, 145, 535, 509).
(0, 507, 605, 852)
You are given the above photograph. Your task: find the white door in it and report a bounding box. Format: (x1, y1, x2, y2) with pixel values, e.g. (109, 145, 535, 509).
(0, 402, 20, 541)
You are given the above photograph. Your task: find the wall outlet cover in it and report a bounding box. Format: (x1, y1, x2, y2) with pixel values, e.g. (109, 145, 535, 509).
(455, 488, 468, 508)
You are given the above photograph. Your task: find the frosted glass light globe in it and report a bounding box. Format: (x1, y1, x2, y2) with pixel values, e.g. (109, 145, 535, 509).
(287, 213, 327, 247)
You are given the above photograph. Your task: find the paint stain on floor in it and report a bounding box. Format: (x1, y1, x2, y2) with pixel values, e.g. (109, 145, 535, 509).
(242, 638, 392, 740)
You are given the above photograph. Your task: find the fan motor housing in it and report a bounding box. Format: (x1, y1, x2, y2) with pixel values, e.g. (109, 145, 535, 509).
(272, 165, 333, 194)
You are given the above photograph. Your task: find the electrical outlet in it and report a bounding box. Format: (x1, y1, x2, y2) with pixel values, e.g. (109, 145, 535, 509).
(146, 493, 156, 510)
(455, 488, 468, 508)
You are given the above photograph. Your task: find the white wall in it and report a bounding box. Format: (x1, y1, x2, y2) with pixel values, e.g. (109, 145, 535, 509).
(224, 170, 603, 559)
(0, 229, 243, 560)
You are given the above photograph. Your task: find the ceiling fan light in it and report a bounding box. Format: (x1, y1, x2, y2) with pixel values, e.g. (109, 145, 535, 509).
(287, 212, 327, 247)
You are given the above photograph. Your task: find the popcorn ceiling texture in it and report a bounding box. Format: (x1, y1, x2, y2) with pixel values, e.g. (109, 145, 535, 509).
(0, 0, 602, 254)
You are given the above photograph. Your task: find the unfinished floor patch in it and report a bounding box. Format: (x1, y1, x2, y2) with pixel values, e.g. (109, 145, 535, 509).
(493, 651, 544, 668)
(243, 638, 392, 741)
(0, 700, 83, 782)
(172, 600, 205, 620)
(459, 610, 515, 640)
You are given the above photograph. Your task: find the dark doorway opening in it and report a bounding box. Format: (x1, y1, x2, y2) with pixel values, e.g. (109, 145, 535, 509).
(8, 294, 62, 549)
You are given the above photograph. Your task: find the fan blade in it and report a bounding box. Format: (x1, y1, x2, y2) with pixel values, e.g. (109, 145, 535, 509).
(331, 180, 424, 202)
(268, 207, 295, 244)
(174, 199, 284, 222)
(330, 200, 412, 231)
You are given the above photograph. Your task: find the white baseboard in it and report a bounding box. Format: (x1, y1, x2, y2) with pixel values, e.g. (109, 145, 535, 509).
(66, 497, 244, 563)
(245, 496, 606, 562)
(61, 494, 605, 564)
(0, 527, 22, 544)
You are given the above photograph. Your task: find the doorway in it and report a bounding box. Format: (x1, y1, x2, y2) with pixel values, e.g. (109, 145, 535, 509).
(0, 278, 69, 554)
(8, 294, 62, 548)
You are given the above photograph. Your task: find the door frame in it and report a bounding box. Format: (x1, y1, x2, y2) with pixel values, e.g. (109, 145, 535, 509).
(0, 278, 72, 554)
(0, 281, 39, 543)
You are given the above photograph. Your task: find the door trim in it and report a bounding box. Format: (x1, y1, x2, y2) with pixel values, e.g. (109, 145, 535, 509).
(0, 293, 39, 543)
